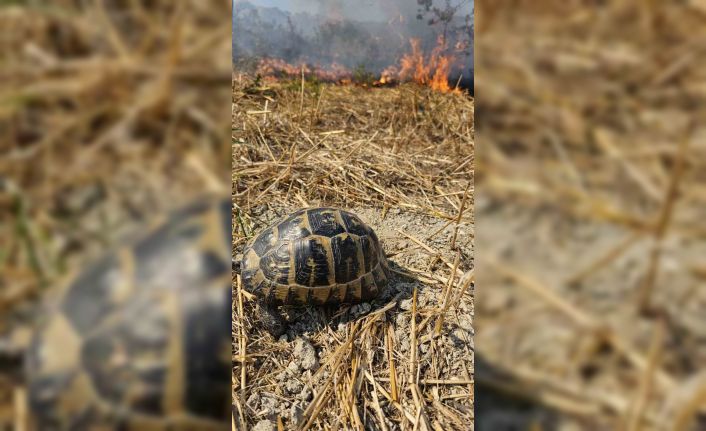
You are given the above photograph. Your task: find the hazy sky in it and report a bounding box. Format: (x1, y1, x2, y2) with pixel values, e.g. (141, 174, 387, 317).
(235, 0, 392, 22)
(235, 0, 473, 23)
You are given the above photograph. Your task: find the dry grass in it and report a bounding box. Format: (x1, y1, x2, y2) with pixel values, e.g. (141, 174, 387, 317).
(0, 1, 231, 427)
(475, 1, 706, 430)
(232, 76, 474, 430)
(0, 0, 231, 298)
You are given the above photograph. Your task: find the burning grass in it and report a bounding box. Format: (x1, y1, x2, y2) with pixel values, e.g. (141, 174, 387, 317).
(476, 1, 706, 430)
(252, 35, 469, 94)
(232, 75, 474, 429)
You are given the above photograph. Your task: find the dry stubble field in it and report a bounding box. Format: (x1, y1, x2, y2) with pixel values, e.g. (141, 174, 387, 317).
(232, 77, 474, 430)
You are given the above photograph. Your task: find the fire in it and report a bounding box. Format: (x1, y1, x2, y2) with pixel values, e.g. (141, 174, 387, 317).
(374, 65, 398, 87)
(256, 59, 352, 83)
(397, 36, 458, 93)
(252, 36, 462, 94)
(430, 56, 452, 93)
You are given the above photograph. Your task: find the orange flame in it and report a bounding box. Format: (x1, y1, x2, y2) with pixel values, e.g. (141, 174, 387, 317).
(256, 59, 352, 83)
(397, 36, 458, 93)
(253, 36, 461, 94)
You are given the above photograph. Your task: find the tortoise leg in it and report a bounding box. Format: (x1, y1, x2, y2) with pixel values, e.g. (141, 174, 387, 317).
(258, 301, 286, 338)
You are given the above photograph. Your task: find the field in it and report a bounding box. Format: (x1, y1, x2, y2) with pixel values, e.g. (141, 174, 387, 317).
(232, 77, 474, 430)
(475, 1, 706, 430)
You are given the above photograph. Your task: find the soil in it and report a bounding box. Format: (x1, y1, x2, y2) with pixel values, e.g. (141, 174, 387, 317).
(234, 203, 474, 429)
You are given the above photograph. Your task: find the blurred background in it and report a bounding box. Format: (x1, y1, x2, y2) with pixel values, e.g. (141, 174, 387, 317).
(475, 1, 706, 430)
(0, 0, 231, 427)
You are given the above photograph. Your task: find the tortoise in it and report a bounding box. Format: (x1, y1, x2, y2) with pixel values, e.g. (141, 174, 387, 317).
(238, 207, 391, 336)
(1, 197, 232, 430)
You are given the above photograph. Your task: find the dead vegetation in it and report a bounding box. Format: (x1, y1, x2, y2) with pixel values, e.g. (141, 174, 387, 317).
(0, 1, 231, 427)
(475, 1, 706, 430)
(232, 76, 474, 430)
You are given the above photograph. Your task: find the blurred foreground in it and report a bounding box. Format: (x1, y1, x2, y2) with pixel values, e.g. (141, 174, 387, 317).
(0, 1, 231, 428)
(476, 1, 706, 430)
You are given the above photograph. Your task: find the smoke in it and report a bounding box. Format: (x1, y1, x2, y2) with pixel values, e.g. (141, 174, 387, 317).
(288, 0, 407, 23)
(233, 0, 473, 86)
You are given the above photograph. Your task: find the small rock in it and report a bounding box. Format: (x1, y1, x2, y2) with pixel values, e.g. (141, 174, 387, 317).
(350, 302, 371, 317)
(285, 378, 303, 394)
(395, 314, 407, 327)
(260, 395, 278, 416)
(252, 419, 275, 431)
(299, 386, 312, 401)
(399, 298, 413, 311)
(246, 393, 259, 408)
(290, 403, 304, 423)
(452, 328, 469, 346)
(293, 338, 319, 370)
(286, 361, 301, 374)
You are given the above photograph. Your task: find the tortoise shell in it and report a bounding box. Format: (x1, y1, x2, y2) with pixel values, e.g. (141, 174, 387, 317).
(240, 207, 390, 305)
(24, 198, 232, 430)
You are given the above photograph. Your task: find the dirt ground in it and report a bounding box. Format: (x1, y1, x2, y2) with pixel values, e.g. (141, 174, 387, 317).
(232, 78, 474, 430)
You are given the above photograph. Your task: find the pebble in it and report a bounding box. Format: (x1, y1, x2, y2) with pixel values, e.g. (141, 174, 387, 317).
(287, 361, 301, 374)
(246, 393, 259, 408)
(293, 338, 319, 371)
(452, 328, 470, 346)
(299, 386, 313, 402)
(399, 298, 413, 311)
(259, 395, 278, 417)
(350, 302, 371, 317)
(252, 420, 275, 431)
(290, 403, 304, 423)
(395, 313, 408, 327)
(285, 378, 303, 394)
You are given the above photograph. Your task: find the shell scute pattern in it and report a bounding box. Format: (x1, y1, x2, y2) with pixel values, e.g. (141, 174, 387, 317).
(260, 242, 292, 285)
(293, 236, 331, 287)
(25, 198, 232, 430)
(276, 210, 311, 240)
(330, 233, 361, 284)
(241, 207, 390, 306)
(308, 208, 346, 237)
